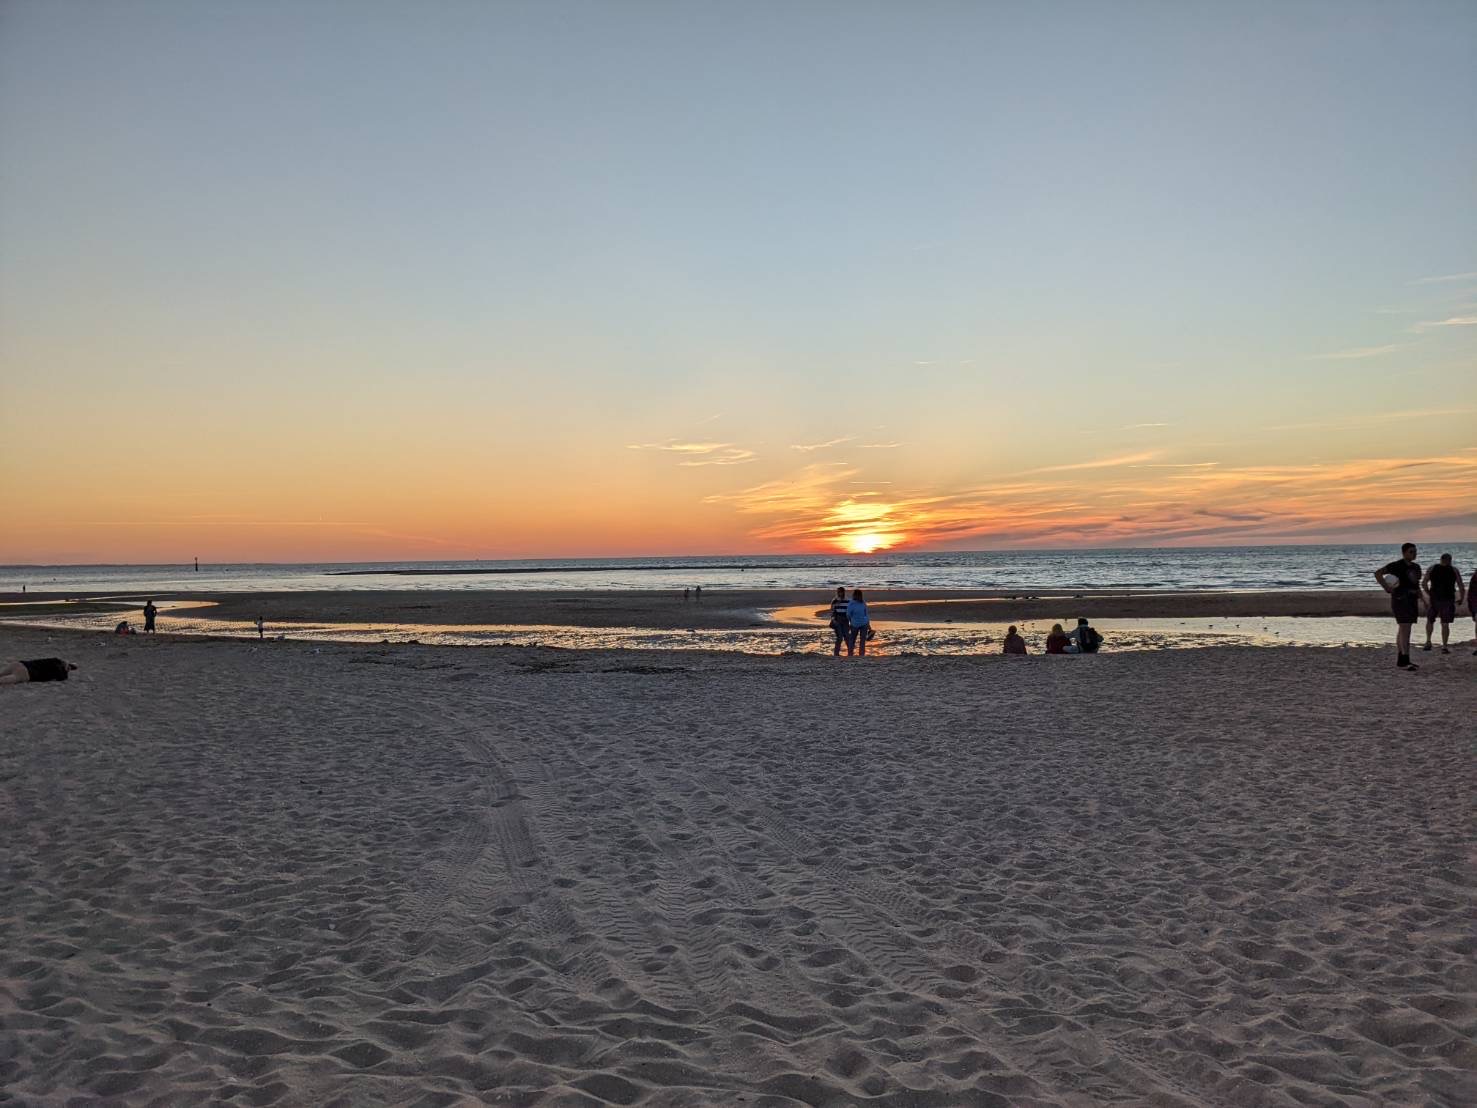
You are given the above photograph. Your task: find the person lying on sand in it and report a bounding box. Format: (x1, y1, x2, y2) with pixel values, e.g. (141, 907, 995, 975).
(1, 658, 78, 685)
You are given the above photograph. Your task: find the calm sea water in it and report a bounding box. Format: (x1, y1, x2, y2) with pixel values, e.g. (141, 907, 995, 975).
(4, 544, 1474, 594)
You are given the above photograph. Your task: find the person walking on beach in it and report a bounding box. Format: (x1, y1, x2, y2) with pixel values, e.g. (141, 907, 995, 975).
(694, 585, 702, 603)
(1469, 566, 1477, 656)
(683, 587, 690, 603)
(827, 586, 850, 656)
(1070, 617, 1103, 654)
(846, 588, 871, 656)
(255, 614, 265, 640)
(1375, 543, 1423, 670)
(1420, 553, 1463, 654)
(1045, 623, 1070, 654)
(1003, 626, 1028, 654)
(143, 599, 157, 633)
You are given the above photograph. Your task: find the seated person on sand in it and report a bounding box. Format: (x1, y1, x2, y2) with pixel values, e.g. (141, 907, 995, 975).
(1067, 617, 1102, 654)
(115, 620, 136, 635)
(1045, 623, 1070, 654)
(1, 658, 78, 685)
(1002, 625, 1028, 654)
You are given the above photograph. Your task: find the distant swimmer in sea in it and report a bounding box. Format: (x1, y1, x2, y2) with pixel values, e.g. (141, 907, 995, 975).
(1003, 626, 1028, 655)
(1, 658, 78, 685)
(143, 599, 158, 633)
(1068, 617, 1103, 654)
(1421, 553, 1463, 655)
(1045, 623, 1070, 654)
(827, 586, 850, 656)
(846, 588, 872, 656)
(1375, 542, 1423, 670)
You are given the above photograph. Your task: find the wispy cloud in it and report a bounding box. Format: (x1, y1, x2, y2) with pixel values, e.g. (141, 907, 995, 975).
(1130, 462, 1220, 469)
(1123, 422, 1172, 429)
(1028, 450, 1160, 474)
(1411, 271, 1477, 285)
(706, 447, 1477, 554)
(1310, 343, 1401, 360)
(791, 437, 853, 452)
(1410, 316, 1477, 332)
(1265, 407, 1474, 433)
(678, 448, 756, 467)
(629, 439, 757, 466)
(627, 440, 733, 455)
(857, 441, 904, 449)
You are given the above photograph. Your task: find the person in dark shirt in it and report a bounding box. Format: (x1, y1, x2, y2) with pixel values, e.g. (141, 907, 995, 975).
(1374, 542, 1423, 669)
(143, 599, 158, 633)
(1470, 568, 1477, 656)
(1045, 623, 1071, 654)
(1, 658, 78, 685)
(1420, 553, 1464, 654)
(826, 586, 850, 656)
(1002, 626, 1028, 655)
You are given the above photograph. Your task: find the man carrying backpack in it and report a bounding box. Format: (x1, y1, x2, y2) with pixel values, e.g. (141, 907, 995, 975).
(1070, 617, 1103, 654)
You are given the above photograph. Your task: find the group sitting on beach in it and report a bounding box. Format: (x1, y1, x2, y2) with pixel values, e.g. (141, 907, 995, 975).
(1006, 618, 1103, 655)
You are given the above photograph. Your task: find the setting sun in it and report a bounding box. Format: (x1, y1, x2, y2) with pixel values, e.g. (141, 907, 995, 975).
(843, 532, 896, 555)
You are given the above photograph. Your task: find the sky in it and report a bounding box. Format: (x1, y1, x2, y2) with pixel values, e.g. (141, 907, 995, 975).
(2, 0, 1474, 563)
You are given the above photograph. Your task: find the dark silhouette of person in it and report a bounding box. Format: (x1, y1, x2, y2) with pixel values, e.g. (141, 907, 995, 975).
(1003, 625, 1028, 654)
(1421, 552, 1463, 654)
(1375, 542, 1423, 670)
(143, 600, 157, 633)
(827, 587, 850, 656)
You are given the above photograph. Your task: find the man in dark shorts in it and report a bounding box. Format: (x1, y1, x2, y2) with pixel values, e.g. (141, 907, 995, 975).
(0, 658, 78, 685)
(826, 586, 850, 656)
(143, 599, 158, 632)
(1374, 543, 1423, 670)
(1420, 553, 1464, 654)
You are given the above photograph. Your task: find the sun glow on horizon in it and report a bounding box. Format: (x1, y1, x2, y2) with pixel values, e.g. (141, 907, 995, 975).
(842, 531, 903, 555)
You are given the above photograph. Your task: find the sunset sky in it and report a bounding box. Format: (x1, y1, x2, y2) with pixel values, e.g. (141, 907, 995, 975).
(2, 1, 1473, 563)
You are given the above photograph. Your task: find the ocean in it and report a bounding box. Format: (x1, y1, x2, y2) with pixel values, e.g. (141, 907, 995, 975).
(4, 543, 1474, 595)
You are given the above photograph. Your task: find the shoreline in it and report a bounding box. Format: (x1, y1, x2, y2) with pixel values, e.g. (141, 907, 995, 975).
(0, 587, 1407, 631)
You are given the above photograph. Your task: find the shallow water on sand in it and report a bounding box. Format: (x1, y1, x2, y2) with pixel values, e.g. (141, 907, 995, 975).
(0, 601, 1420, 654)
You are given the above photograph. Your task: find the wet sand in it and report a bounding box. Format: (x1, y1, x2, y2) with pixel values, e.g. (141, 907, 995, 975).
(1, 587, 1400, 632)
(2, 625, 1473, 1105)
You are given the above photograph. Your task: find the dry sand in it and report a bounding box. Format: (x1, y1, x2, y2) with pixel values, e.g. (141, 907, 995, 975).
(2, 626, 1473, 1106)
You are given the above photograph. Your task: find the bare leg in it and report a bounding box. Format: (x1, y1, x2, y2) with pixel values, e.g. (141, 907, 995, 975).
(1441, 619, 1451, 647)
(0, 662, 30, 686)
(1396, 623, 1412, 659)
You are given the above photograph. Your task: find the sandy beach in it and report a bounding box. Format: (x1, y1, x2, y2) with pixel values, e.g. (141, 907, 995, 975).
(2, 625, 1472, 1106)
